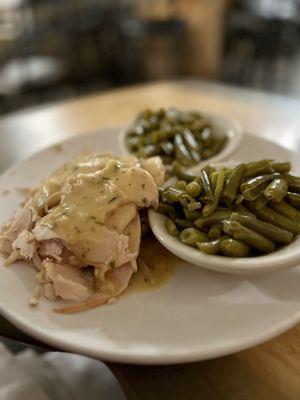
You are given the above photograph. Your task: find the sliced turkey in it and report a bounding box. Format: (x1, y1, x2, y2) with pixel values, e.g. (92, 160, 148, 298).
(0, 154, 164, 311)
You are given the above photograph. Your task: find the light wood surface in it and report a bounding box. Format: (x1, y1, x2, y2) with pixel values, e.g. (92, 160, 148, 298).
(0, 80, 300, 399)
(110, 327, 300, 400)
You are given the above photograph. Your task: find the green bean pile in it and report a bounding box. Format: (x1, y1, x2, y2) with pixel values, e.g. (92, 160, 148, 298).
(125, 107, 227, 166)
(158, 160, 300, 257)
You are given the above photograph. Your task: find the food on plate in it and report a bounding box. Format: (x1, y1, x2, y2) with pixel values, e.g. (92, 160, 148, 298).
(125, 235, 175, 294)
(158, 160, 300, 257)
(0, 154, 165, 312)
(125, 107, 227, 166)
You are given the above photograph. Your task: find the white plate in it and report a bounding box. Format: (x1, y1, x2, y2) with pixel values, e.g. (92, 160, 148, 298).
(0, 128, 299, 365)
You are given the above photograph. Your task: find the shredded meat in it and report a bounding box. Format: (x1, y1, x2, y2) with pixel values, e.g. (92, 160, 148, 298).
(0, 155, 164, 312)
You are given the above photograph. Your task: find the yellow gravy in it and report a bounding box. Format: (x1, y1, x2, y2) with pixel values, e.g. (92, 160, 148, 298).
(125, 235, 177, 294)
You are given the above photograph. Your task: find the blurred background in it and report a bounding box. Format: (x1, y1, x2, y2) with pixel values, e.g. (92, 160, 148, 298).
(0, 0, 300, 115)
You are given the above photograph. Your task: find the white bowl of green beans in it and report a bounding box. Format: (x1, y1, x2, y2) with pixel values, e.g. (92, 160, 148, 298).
(120, 107, 243, 168)
(149, 160, 300, 274)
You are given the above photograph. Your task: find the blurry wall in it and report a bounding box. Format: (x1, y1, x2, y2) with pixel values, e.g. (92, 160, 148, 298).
(0, 0, 299, 115)
(223, 0, 300, 94)
(0, 0, 226, 114)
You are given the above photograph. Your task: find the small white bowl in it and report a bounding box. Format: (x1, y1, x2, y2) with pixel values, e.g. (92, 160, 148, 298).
(119, 112, 244, 166)
(149, 162, 300, 275)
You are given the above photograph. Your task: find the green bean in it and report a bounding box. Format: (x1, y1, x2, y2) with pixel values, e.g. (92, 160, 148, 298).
(134, 122, 150, 134)
(149, 115, 160, 129)
(263, 178, 288, 203)
(202, 164, 216, 175)
(160, 141, 174, 155)
(197, 235, 230, 254)
(241, 173, 280, 192)
(137, 144, 162, 158)
(183, 208, 202, 221)
(162, 187, 185, 203)
(271, 162, 291, 173)
(181, 130, 201, 163)
(208, 223, 223, 240)
(175, 180, 187, 190)
(179, 193, 198, 210)
(223, 168, 234, 178)
(286, 192, 300, 210)
(151, 130, 166, 144)
(160, 155, 173, 165)
(202, 148, 212, 159)
(159, 158, 300, 257)
(247, 203, 300, 234)
(283, 174, 300, 193)
(196, 240, 220, 255)
(222, 163, 246, 205)
(210, 171, 219, 190)
(156, 203, 176, 219)
(126, 136, 144, 151)
(174, 133, 194, 166)
(160, 120, 173, 133)
(180, 228, 208, 246)
(191, 119, 208, 132)
(174, 219, 194, 230)
(172, 161, 196, 182)
(203, 169, 225, 217)
(193, 176, 202, 185)
(165, 219, 179, 236)
(187, 201, 202, 212)
(235, 194, 244, 205)
(244, 160, 273, 178)
(134, 123, 149, 134)
(194, 209, 232, 229)
(270, 201, 300, 220)
(125, 129, 137, 138)
(171, 124, 184, 134)
(200, 127, 212, 143)
(206, 136, 226, 158)
(155, 108, 165, 119)
(230, 212, 293, 244)
(182, 111, 196, 124)
(166, 107, 182, 122)
(235, 204, 257, 218)
(133, 123, 148, 135)
(129, 125, 145, 136)
(219, 238, 250, 257)
(200, 169, 214, 203)
(186, 181, 202, 197)
(141, 133, 154, 146)
(241, 182, 269, 201)
(126, 108, 228, 165)
(223, 220, 275, 253)
(137, 108, 153, 120)
(254, 195, 269, 210)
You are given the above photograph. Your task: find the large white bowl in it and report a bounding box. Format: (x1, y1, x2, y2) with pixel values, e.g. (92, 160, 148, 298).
(119, 111, 244, 166)
(149, 162, 300, 275)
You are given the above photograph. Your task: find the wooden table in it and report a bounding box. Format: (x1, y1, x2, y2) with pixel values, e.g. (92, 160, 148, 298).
(0, 80, 300, 399)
